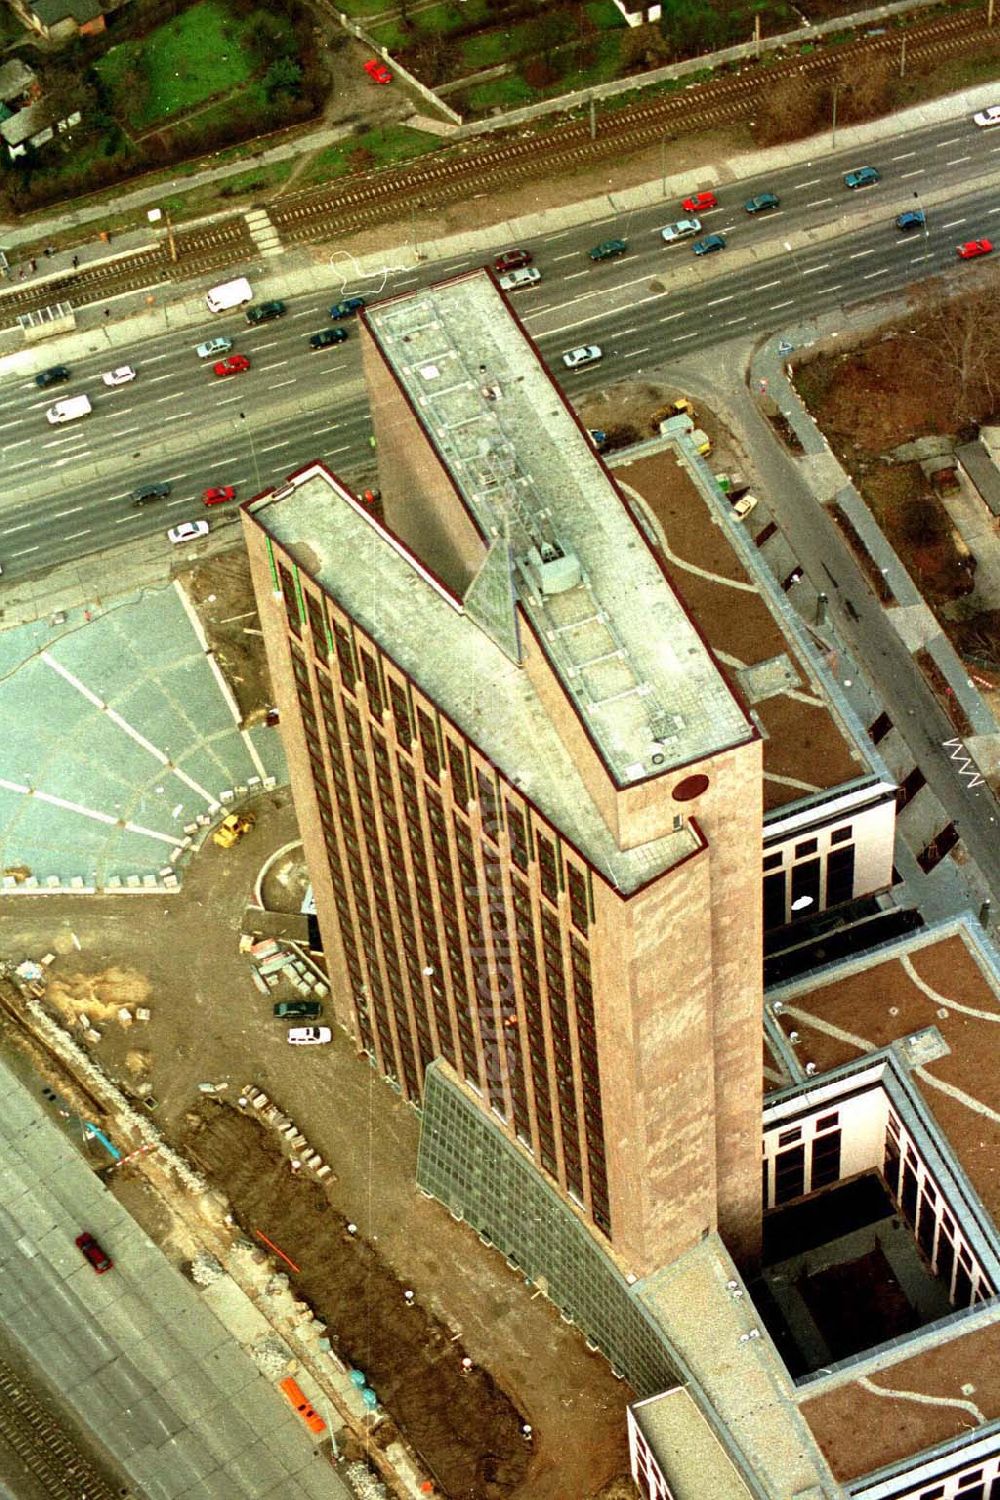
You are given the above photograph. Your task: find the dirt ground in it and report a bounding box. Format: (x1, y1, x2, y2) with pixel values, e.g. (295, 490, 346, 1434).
(181, 1102, 531, 1498)
(0, 776, 631, 1500)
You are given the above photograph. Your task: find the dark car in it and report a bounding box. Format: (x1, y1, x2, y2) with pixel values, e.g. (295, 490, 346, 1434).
(745, 192, 780, 214)
(131, 482, 172, 506)
(493, 249, 532, 274)
(35, 366, 70, 389)
(309, 328, 349, 350)
(328, 297, 366, 320)
(274, 1000, 323, 1020)
(896, 209, 926, 233)
(844, 166, 880, 190)
(245, 300, 286, 326)
(588, 238, 628, 262)
(693, 233, 727, 256)
(75, 1232, 113, 1274)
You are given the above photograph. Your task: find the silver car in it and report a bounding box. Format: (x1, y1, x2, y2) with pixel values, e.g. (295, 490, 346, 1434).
(562, 345, 602, 370)
(660, 218, 701, 243)
(195, 336, 233, 359)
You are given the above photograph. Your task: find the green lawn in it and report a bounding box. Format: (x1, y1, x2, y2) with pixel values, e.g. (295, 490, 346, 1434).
(295, 124, 440, 187)
(95, 0, 290, 131)
(459, 72, 536, 111)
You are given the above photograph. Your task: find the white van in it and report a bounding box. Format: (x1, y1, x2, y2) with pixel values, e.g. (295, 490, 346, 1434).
(205, 277, 253, 313)
(46, 394, 92, 425)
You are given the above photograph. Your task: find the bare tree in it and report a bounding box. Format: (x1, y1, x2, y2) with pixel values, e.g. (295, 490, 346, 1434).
(905, 276, 1000, 427)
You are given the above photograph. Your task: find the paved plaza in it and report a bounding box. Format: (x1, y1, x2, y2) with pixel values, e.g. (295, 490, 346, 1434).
(0, 584, 285, 890)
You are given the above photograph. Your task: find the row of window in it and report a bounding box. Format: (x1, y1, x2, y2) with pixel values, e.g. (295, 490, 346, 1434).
(291, 568, 593, 932)
(285, 568, 611, 1234)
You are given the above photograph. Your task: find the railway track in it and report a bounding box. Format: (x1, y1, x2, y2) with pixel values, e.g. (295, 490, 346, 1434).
(270, 8, 998, 244)
(0, 1352, 122, 1500)
(0, 6, 994, 318)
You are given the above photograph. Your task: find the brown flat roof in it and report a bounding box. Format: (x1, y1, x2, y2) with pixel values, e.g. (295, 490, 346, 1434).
(801, 1317, 1000, 1482)
(774, 927, 1000, 1479)
(615, 451, 866, 812)
(773, 929, 1000, 1221)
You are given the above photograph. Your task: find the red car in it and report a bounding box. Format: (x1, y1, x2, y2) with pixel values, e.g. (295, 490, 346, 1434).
(494, 249, 532, 274)
(681, 191, 717, 214)
(203, 485, 236, 506)
(213, 355, 250, 378)
(75, 1232, 113, 1274)
(364, 59, 392, 84)
(957, 238, 993, 260)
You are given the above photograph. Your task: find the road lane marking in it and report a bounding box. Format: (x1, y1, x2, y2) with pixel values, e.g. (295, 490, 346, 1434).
(802, 262, 830, 274)
(53, 506, 84, 518)
(849, 249, 877, 259)
(942, 218, 967, 228)
(945, 156, 972, 166)
(900, 169, 925, 179)
(891, 150, 917, 160)
(806, 197, 833, 207)
(862, 268, 891, 279)
(706, 294, 735, 306)
(794, 177, 822, 188)
(769, 300, 795, 310)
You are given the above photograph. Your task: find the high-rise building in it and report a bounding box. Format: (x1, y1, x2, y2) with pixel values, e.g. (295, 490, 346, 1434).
(243, 270, 765, 1274)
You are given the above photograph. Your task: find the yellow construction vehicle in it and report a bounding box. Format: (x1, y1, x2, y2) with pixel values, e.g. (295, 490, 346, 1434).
(212, 812, 256, 849)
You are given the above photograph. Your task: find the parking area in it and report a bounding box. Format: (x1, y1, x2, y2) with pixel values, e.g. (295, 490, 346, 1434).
(0, 581, 285, 889)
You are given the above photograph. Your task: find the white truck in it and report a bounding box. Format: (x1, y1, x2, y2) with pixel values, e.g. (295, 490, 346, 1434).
(46, 394, 92, 425)
(205, 277, 253, 313)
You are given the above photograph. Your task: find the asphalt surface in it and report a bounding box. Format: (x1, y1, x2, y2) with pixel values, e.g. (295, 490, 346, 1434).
(4, 109, 1000, 575)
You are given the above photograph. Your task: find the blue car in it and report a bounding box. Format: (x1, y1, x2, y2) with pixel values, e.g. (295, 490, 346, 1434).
(745, 192, 780, 214)
(844, 166, 880, 190)
(329, 296, 367, 320)
(895, 209, 925, 232)
(693, 234, 726, 256)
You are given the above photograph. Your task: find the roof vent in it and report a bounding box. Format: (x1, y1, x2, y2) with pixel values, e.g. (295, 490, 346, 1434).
(523, 543, 581, 596)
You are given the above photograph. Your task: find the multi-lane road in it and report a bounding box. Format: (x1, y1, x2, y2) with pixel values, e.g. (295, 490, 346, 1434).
(2, 108, 1000, 580)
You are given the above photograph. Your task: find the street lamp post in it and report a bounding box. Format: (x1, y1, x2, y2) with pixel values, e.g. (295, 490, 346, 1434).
(237, 411, 261, 494)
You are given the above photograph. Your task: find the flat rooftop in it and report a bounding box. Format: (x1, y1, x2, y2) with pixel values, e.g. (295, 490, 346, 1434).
(770, 922, 1000, 1482)
(247, 464, 700, 895)
(363, 272, 752, 784)
(613, 450, 870, 813)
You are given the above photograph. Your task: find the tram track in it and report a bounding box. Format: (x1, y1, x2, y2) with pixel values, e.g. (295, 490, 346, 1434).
(0, 1352, 122, 1500)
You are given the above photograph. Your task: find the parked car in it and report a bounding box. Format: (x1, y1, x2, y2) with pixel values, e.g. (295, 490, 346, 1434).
(844, 165, 880, 189)
(494, 249, 532, 273)
(309, 328, 349, 350)
(693, 233, 726, 256)
(75, 1232, 113, 1274)
(660, 218, 701, 243)
(329, 296, 366, 320)
(745, 192, 780, 214)
(895, 209, 926, 233)
(287, 1026, 333, 1046)
(589, 238, 628, 261)
(562, 345, 602, 370)
(167, 520, 210, 545)
(588, 428, 608, 449)
(35, 365, 70, 388)
(958, 238, 993, 260)
(203, 485, 236, 506)
(731, 493, 759, 521)
(196, 336, 232, 360)
(214, 354, 251, 378)
(132, 482, 172, 506)
(498, 267, 541, 292)
(101, 366, 136, 387)
(274, 1000, 323, 1020)
(364, 58, 392, 84)
(973, 105, 1000, 127)
(245, 300, 285, 326)
(682, 190, 717, 213)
